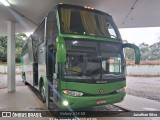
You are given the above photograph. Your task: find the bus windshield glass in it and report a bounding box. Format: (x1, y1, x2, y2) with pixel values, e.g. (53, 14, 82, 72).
(59, 6, 121, 39)
(62, 39, 124, 82)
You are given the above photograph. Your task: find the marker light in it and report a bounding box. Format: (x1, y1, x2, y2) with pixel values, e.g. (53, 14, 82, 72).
(84, 6, 94, 10)
(0, 0, 10, 6)
(63, 100, 69, 106)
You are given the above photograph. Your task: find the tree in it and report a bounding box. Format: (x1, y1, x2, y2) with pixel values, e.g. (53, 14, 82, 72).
(148, 42, 160, 60)
(15, 33, 27, 62)
(139, 42, 150, 60)
(0, 33, 26, 63)
(138, 42, 160, 60)
(0, 36, 7, 62)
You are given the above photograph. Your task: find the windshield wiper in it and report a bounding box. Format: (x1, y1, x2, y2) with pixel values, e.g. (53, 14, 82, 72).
(110, 35, 118, 39)
(113, 73, 125, 78)
(67, 69, 97, 82)
(103, 73, 124, 78)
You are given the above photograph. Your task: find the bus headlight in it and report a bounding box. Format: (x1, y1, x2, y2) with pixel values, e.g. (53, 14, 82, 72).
(116, 87, 126, 93)
(62, 90, 84, 96)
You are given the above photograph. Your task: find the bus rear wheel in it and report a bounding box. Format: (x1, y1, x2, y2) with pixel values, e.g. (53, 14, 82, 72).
(40, 82, 46, 103)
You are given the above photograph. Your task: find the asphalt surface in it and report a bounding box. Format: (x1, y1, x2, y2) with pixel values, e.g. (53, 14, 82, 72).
(0, 74, 160, 103)
(126, 76, 160, 102)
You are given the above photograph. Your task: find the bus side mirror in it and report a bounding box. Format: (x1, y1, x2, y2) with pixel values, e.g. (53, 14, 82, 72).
(56, 36, 66, 63)
(123, 43, 141, 64)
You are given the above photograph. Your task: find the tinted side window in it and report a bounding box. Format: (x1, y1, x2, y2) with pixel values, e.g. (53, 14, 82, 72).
(33, 20, 45, 46)
(46, 11, 58, 45)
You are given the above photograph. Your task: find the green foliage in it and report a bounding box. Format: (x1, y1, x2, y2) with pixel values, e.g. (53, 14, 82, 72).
(139, 42, 150, 60)
(124, 41, 160, 60)
(15, 33, 27, 62)
(141, 42, 160, 60)
(0, 36, 7, 62)
(1, 35, 160, 63)
(0, 33, 26, 63)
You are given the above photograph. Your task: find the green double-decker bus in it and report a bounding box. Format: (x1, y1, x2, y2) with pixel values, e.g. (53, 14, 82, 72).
(21, 4, 140, 109)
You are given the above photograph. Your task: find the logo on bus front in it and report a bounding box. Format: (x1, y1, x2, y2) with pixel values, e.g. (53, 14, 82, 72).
(99, 89, 104, 94)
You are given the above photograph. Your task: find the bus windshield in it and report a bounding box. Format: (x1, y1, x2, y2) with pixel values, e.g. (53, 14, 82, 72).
(62, 39, 124, 82)
(59, 6, 121, 39)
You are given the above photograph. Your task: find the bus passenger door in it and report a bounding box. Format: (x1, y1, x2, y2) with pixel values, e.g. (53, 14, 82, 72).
(46, 45, 58, 109)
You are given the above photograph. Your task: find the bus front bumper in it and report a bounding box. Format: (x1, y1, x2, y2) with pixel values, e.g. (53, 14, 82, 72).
(60, 92, 125, 109)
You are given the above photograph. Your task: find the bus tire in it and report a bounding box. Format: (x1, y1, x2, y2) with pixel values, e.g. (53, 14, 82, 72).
(40, 81, 46, 103)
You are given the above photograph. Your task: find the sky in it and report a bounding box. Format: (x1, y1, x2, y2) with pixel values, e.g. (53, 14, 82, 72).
(119, 27, 160, 45)
(26, 27, 160, 46)
(25, 32, 32, 37)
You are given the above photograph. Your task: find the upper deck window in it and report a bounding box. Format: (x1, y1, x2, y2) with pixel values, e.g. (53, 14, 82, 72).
(59, 6, 121, 39)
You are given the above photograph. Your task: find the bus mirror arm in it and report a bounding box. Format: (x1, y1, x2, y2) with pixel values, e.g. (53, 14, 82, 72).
(56, 36, 66, 63)
(123, 43, 141, 64)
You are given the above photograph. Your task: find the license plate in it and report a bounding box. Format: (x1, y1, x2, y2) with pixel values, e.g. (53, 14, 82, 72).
(96, 100, 106, 104)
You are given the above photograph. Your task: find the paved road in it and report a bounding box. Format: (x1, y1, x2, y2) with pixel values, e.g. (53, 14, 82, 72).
(0, 74, 160, 102)
(126, 76, 160, 102)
